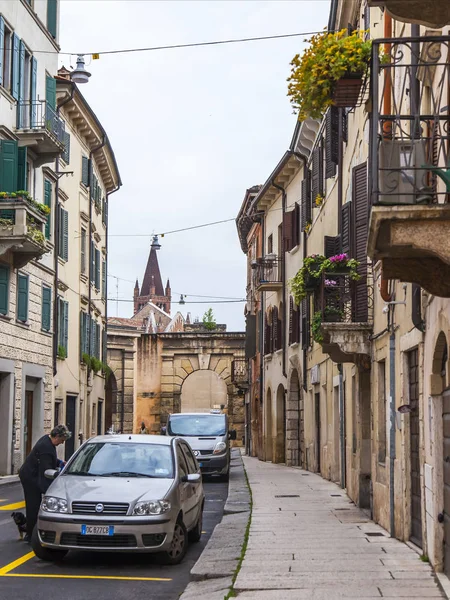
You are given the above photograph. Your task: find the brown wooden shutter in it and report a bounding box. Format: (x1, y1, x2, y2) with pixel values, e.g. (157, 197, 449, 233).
(352, 162, 369, 322)
(301, 298, 310, 349)
(311, 145, 324, 204)
(325, 106, 339, 178)
(324, 235, 341, 258)
(283, 210, 294, 252)
(342, 109, 348, 144)
(289, 297, 293, 345)
(301, 169, 312, 231)
(272, 306, 278, 353)
(293, 202, 300, 246)
(341, 202, 352, 255)
(293, 304, 300, 344)
(278, 303, 283, 351)
(264, 313, 270, 355)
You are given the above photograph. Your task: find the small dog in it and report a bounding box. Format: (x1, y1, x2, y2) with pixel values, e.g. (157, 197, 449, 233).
(11, 511, 27, 540)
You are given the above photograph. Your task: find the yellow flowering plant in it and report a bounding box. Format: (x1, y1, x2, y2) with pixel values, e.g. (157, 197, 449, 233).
(315, 194, 324, 207)
(287, 29, 372, 120)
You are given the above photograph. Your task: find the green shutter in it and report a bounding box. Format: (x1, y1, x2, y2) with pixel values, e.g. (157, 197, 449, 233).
(63, 301, 69, 353)
(96, 324, 101, 359)
(46, 75, 56, 111)
(18, 147, 28, 192)
(95, 249, 100, 289)
(62, 208, 68, 260)
(102, 329, 107, 363)
(11, 34, 19, 100)
(44, 180, 52, 239)
(0, 140, 18, 193)
(90, 240, 95, 283)
(86, 314, 90, 355)
(81, 156, 89, 186)
(17, 274, 28, 322)
(101, 260, 106, 299)
(47, 0, 57, 39)
(31, 57, 37, 127)
(62, 132, 70, 163)
(90, 317, 96, 357)
(0, 17, 4, 88)
(0, 265, 9, 315)
(17, 40, 25, 128)
(42, 286, 51, 331)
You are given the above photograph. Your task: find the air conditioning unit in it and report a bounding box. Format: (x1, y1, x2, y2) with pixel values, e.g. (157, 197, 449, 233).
(378, 140, 433, 205)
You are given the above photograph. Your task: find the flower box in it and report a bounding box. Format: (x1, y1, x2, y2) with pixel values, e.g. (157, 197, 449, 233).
(332, 73, 364, 108)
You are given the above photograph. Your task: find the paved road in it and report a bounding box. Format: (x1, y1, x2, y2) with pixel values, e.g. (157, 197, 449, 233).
(0, 479, 227, 600)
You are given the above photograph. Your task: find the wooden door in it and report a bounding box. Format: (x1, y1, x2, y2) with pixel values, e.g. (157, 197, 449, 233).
(443, 390, 450, 575)
(409, 349, 422, 548)
(25, 391, 33, 456)
(315, 392, 321, 474)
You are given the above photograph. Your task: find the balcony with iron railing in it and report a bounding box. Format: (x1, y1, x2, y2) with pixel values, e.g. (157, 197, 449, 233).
(0, 198, 49, 268)
(368, 1, 450, 29)
(314, 269, 373, 368)
(252, 256, 283, 292)
(368, 34, 450, 298)
(231, 358, 249, 388)
(15, 101, 65, 165)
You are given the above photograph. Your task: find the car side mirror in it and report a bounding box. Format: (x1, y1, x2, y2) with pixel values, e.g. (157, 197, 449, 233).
(229, 429, 237, 441)
(183, 473, 201, 483)
(44, 469, 59, 480)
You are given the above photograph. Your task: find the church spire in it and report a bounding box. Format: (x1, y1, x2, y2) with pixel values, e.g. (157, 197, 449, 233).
(140, 236, 164, 298)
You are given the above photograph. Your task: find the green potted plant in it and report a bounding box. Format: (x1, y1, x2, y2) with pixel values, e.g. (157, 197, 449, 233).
(312, 311, 324, 344)
(323, 305, 344, 323)
(287, 29, 372, 119)
(57, 345, 67, 360)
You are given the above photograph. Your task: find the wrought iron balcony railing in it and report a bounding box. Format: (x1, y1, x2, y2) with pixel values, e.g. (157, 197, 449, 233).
(17, 101, 65, 144)
(252, 256, 282, 291)
(231, 358, 248, 386)
(370, 35, 450, 206)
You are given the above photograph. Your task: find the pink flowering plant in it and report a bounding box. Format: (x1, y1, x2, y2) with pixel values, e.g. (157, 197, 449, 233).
(289, 252, 360, 305)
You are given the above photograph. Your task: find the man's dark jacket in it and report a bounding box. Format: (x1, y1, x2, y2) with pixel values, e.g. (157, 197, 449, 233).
(19, 435, 58, 493)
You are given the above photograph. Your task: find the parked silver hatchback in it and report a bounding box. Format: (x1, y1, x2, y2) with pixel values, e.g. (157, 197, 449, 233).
(31, 434, 204, 565)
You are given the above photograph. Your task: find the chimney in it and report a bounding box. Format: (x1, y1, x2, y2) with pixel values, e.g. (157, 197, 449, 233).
(57, 66, 72, 81)
(133, 279, 139, 314)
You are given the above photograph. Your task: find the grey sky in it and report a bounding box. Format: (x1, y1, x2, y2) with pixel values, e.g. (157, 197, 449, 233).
(60, 0, 331, 331)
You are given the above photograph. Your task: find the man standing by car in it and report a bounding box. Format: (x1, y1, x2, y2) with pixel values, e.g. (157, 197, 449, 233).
(19, 425, 71, 542)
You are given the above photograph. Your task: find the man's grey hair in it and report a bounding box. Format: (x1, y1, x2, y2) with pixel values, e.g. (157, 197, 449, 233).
(51, 424, 72, 439)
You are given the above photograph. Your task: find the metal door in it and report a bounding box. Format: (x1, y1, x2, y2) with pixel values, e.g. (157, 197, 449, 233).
(443, 390, 450, 575)
(65, 395, 76, 460)
(409, 349, 422, 548)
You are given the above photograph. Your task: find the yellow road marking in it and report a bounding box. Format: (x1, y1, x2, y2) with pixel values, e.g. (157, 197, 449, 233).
(0, 551, 35, 575)
(0, 501, 25, 511)
(2, 573, 172, 581)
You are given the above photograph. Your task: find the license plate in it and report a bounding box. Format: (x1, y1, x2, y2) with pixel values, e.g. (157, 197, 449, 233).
(199, 462, 203, 467)
(81, 525, 114, 536)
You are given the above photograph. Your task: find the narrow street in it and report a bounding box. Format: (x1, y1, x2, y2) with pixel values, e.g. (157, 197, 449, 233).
(0, 480, 227, 600)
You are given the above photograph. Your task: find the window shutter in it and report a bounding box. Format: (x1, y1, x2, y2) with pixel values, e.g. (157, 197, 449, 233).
(300, 169, 312, 231)
(17, 147, 27, 191)
(311, 145, 324, 204)
(42, 286, 51, 331)
(272, 306, 278, 353)
(95, 249, 100, 289)
(293, 203, 300, 247)
(342, 109, 348, 144)
(102, 329, 107, 363)
(31, 57, 37, 127)
(91, 317, 96, 357)
(44, 179, 52, 239)
(325, 107, 339, 178)
(81, 229, 86, 273)
(264, 314, 270, 355)
(352, 163, 369, 322)
(289, 297, 294, 345)
(80, 311, 84, 361)
(324, 235, 341, 259)
(45, 75, 56, 111)
(293, 304, 300, 344)
(301, 298, 310, 350)
(278, 304, 283, 351)
(0, 265, 9, 315)
(90, 240, 95, 283)
(62, 132, 70, 163)
(102, 260, 106, 299)
(81, 156, 89, 186)
(17, 274, 28, 322)
(96, 324, 101, 359)
(0, 17, 4, 87)
(17, 40, 25, 128)
(102, 198, 106, 225)
(47, 0, 57, 39)
(62, 208, 68, 260)
(341, 202, 352, 256)
(283, 210, 294, 252)
(11, 34, 20, 101)
(0, 140, 18, 193)
(85, 313, 90, 356)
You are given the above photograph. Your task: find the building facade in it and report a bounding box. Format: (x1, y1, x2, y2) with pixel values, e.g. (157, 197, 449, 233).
(237, 0, 450, 579)
(54, 70, 121, 459)
(0, 0, 63, 474)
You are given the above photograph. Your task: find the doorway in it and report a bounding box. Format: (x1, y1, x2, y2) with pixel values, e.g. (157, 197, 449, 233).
(444, 389, 450, 575)
(97, 401, 103, 435)
(315, 392, 321, 474)
(275, 384, 286, 463)
(65, 395, 77, 460)
(265, 388, 273, 462)
(408, 349, 422, 548)
(24, 391, 33, 456)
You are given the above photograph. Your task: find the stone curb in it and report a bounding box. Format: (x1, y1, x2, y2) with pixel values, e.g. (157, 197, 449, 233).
(0, 475, 19, 486)
(179, 449, 251, 600)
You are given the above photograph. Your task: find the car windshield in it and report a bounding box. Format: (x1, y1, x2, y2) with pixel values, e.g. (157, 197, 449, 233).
(168, 414, 226, 436)
(64, 442, 174, 478)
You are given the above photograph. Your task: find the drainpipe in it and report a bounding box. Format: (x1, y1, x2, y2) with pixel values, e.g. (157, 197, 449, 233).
(389, 323, 396, 538)
(271, 179, 287, 378)
(338, 112, 344, 235)
(53, 83, 75, 376)
(338, 363, 346, 488)
(121, 348, 125, 433)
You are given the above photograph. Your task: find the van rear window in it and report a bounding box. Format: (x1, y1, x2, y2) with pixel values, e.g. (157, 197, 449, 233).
(168, 415, 226, 436)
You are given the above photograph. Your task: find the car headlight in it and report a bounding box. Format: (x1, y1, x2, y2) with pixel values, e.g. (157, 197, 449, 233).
(133, 500, 171, 515)
(213, 442, 227, 455)
(41, 496, 68, 514)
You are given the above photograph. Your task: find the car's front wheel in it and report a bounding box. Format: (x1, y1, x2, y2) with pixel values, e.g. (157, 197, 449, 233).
(31, 527, 68, 562)
(158, 519, 188, 565)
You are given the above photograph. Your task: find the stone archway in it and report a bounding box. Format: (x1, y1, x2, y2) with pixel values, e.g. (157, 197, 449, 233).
(288, 369, 303, 468)
(265, 387, 273, 462)
(180, 370, 228, 412)
(274, 384, 286, 464)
